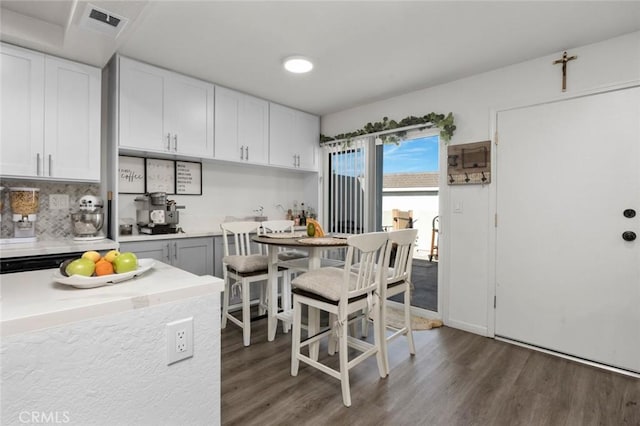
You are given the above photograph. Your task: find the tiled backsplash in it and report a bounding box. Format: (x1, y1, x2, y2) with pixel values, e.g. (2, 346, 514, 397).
(0, 180, 100, 240)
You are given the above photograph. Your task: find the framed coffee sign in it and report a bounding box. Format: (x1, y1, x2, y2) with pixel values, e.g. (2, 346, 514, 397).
(118, 156, 145, 194)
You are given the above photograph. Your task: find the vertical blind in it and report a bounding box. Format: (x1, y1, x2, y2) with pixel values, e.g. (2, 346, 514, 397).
(323, 138, 370, 235)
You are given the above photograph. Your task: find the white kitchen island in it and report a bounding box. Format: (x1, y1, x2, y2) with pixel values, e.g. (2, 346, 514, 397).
(0, 261, 224, 426)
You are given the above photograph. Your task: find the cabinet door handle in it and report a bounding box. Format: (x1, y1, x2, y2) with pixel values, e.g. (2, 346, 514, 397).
(246, 146, 249, 161)
(164, 244, 171, 262)
(173, 134, 178, 152)
(298, 155, 301, 167)
(240, 145, 244, 160)
(293, 154, 297, 167)
(36, 153, 41, 176)
(49, 154, 53, 176)
(174, 242, 178, 260)
(166, 133, 171, 151)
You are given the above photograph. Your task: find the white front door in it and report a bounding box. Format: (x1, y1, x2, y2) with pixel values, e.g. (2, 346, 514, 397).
(495, 87, 640, 373)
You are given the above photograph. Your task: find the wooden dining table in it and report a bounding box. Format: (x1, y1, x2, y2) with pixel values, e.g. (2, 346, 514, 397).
(252, 233, 348, 351)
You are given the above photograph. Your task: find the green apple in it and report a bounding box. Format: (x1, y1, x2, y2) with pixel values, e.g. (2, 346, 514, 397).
(113, 252, 138, 273)
(59, 259, 74, 277)
(65, 258, 96, 277)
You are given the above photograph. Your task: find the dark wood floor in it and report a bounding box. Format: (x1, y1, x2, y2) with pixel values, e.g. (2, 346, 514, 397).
(221, 317, 640, 426)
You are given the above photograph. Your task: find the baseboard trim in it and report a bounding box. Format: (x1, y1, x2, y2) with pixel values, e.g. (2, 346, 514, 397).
(495, 336, 640, 379)
(446, 319, 488, 336)
(386, 300, 442, 321)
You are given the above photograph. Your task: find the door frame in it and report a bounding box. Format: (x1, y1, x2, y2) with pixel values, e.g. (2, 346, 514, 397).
(487, 80, 640, 338)
(375, 131, 444, 319)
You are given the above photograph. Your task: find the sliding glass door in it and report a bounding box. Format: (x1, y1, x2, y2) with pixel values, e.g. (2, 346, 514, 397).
(325, 138, 372, 235)
(376, 135, 440, 313)
(322, 133, 440, 313)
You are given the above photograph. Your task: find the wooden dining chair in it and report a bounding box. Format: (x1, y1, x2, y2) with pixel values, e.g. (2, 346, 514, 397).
(220, 221, 284, 346)
(260, 219, 305, 334)
(261, 219, 307, 261)
(378, 228, 418, 375)
(290, 231, 389, 407)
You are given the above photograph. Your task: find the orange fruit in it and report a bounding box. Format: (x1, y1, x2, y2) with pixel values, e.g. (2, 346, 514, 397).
(95, 259, 114, 276)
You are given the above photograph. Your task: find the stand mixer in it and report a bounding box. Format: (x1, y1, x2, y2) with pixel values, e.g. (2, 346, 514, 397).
(70, 195, 105, 241)
(9, 187, 40, 242)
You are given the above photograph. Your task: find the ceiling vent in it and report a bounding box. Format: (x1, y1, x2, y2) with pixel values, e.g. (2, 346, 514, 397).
(79, 3, 128, 38)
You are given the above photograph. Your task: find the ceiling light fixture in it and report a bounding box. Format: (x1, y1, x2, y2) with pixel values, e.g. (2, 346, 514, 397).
(283, 56, 313, 74)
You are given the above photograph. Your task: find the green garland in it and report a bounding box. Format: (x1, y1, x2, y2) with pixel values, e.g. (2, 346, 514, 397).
(320, 112, 456, 144)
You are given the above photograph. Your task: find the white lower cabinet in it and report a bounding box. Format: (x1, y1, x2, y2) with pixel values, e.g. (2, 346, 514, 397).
(0, 43, 100, 181)
(120, 237, 214, 276)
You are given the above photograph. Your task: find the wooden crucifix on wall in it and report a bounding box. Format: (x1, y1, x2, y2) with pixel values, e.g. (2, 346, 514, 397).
(553, 51, 577, 92)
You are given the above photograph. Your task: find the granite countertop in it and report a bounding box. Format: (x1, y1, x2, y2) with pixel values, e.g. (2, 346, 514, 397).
(0, 238, 119, 259)
(118, 226, 308, 243)
(0, 260, 224, 337)
(118, 230, 222, 243)
(0, 225, 309, 256)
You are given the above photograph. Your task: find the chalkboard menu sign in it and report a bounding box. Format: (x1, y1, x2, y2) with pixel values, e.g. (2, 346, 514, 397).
(146, 158, 175, 194)
(176, 161, 202, 195)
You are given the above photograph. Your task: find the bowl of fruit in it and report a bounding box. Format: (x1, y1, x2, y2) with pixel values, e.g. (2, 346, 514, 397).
(53, 250, 155, 288)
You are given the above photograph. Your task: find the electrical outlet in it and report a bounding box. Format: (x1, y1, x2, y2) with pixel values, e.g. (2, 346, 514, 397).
(49, 194, 69, 210)
(167, 317, 193, 365)
(176, 329, 186, 352)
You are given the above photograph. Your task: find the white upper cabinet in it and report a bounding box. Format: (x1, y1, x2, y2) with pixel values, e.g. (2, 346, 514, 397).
(119, 58, 164, 152)
(0, 44, 44, 177)
(295, 110, 320, 170)
(119, 57, 214, 158)
(0, 43, 100, 181)
(214, 86, 268, 165)
(44, 56, 101, 181)
(269, 103, 319, 171)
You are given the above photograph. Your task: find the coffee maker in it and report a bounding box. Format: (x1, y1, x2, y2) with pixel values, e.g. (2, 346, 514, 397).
(9, 187, 40, 241)
(135, 192, 184, 234)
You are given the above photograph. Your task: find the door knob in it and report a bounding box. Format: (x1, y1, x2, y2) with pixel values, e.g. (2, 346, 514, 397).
(622, 231, 636, 242)
(623, 209, 636, 218)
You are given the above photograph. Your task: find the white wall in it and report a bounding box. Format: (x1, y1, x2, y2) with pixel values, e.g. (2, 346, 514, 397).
(119, 161, 319, 234)
(382, 194, 438, 257)
(322, 31, 640, 335)
(1, 293, 220, 425)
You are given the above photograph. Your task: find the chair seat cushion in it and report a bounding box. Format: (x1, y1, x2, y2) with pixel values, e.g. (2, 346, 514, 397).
(223, 254, 268, 273)
(292, 287, 368, 305)
(292, 267, 359, 301)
